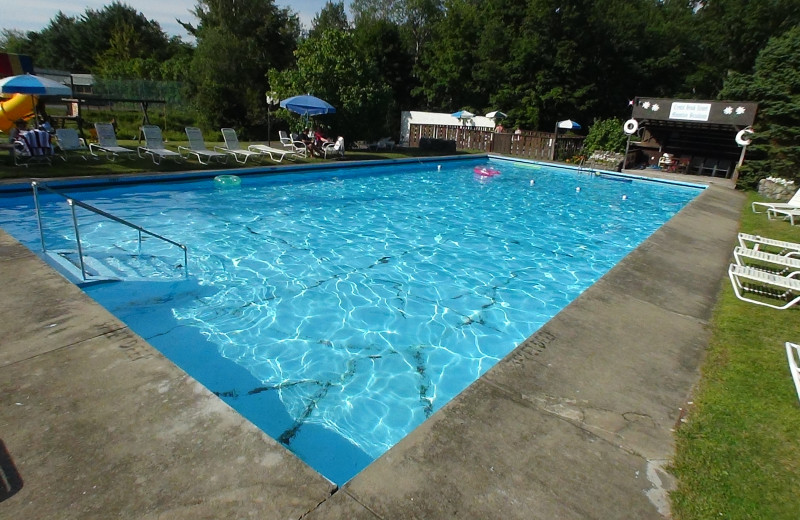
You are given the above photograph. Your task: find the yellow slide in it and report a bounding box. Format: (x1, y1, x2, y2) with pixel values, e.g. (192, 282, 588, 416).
(0, 94, 36, 133)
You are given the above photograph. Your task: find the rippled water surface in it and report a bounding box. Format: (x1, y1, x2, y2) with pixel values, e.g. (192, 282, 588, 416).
(0, 159, 700, 483)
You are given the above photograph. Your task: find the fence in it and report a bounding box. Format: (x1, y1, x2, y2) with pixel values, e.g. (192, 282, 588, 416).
(408, 124, 585, 161)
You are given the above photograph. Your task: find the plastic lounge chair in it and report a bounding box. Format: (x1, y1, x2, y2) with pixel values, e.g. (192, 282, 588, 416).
(279, 130, 308, 158)
(14, 129, 54, 167)
(728, 263, 800, 310)
(767, 207, 800, 226)
(247, 142, 296, 163)
(786, 342, 800, 402)
(738, 233, 800, 258)
(217, 128, 264, 164)
(369, 137, 395, 151)
(687, 156, 704, 174)
(89, 123, 136, 161)
(178, 127, 229, 165)
(733, 246, 800, 278)
(138, 125, 182, 165)
(752, 189, 800, 213)
(55, 128, 89, 161)
(322, 136, 345, 159)
(713, 159, 732, 178)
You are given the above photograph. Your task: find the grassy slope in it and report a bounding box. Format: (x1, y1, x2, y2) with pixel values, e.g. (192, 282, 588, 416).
(671, 192, 800, 519)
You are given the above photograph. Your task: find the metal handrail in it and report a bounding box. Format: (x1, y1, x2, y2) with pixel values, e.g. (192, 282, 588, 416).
(31, 181, 188, 280)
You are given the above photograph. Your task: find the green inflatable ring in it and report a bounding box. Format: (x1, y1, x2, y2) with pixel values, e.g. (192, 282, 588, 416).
(214, 175, 241, 187)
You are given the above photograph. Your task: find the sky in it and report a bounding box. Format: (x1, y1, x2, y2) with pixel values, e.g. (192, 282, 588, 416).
(0, 0, 340, 41)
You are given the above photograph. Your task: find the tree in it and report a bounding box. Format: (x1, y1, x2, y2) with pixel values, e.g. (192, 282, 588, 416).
(183, 0, 301, 131)
(24, 13, 82, 71)
(268, 29, 392, 140)
(353, 18, 415, 134)
(0, 29, 29, 54)
(11, 3, 182, 75)
(720, 25, 800, 188)
(687, 0, 800, 97)
(309, 1, 350, 39)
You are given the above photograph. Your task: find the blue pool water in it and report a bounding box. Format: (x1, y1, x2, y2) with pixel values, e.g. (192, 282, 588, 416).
(0, 157, 701, 484)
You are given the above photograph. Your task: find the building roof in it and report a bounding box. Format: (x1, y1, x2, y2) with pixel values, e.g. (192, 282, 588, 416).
(632, 97, 757, 128)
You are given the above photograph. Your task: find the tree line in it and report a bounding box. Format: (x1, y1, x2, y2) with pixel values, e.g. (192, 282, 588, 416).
(1, 0, 798, 186)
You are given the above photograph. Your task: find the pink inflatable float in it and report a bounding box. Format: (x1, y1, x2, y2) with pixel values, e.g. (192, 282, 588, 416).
(474, 166, 500, 177)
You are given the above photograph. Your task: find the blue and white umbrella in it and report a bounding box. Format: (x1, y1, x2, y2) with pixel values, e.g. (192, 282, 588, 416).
(451, 110, 475, 120)
(0, 74, 72, 96)
(557, 119, 581, 130)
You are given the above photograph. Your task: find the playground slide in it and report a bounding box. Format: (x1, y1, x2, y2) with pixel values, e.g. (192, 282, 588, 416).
(0, 93, 36, 133)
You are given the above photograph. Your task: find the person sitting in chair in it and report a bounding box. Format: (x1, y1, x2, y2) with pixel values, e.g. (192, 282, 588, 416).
(8, 119, 27, 143)
(299, 128, 320, 157)
(314, 126, 330, 147)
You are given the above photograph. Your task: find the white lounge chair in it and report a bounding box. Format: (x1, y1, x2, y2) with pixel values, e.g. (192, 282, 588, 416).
(247, 142, 296, 162)
(178, 127, 229, 165)
(786, 342, 800, 402)
(733, 246, 800, 278)
(55, 128, 89, 161)
(738, 233, 800, 258)
(728, 263, 800, 310)
(89, 122, 136, 161)
(323, 136, 345, 159)
(217, 128, 264, 164)
(369, 137, 395, 151)
(279, 130, 308, 158)
(767, 207, 800, 226)
(752, 189, 800, 213)
(138, 125, 182, 165)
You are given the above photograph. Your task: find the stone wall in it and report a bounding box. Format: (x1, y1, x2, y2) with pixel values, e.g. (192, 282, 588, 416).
(757, 178, 797, 201)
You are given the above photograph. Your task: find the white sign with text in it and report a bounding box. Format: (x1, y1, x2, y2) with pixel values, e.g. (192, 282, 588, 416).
(669, 102, 712, 121)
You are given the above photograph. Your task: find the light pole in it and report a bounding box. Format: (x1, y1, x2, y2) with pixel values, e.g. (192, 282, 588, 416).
(265, 93, 277, 146)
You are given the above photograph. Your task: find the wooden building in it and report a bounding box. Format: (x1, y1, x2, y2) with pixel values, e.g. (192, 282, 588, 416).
(623, 97, 757, 182)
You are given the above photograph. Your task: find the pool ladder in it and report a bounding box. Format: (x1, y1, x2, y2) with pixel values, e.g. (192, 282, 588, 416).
(31, 181, 189, 281)
(577, 157, 593, 174)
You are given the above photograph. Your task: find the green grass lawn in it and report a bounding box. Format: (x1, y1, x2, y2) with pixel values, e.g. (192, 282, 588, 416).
(670, 191, 800, 519)
(0, 139, 473, 181)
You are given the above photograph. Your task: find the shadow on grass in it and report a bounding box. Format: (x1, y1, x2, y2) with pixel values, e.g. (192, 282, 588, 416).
(0, 144, 478, 183)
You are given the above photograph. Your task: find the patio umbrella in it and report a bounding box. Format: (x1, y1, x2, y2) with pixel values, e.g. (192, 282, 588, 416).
(0, 73, 72, 96)
(557, 119, 581, 130)
(486, 111, 507, 119)
(280, 94, 335, 126)
(280, 94, 336, 116)
(451, 110, 475, 120)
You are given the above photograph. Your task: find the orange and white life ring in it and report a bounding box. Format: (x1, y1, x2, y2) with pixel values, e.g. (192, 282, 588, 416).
(735, 128, 754, 146)
(623, 119, 639, 135)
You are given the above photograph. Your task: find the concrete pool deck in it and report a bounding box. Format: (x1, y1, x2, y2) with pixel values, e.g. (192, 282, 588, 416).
(0, 172, 744, 519)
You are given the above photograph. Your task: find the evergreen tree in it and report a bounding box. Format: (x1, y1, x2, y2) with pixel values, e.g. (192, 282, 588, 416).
(720, 25, 800, 188)
(182, 0, 301, 131)
(309, 1, 350, 39)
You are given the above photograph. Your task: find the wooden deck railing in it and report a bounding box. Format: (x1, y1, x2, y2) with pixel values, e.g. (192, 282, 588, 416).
(408, 123, 585, 161)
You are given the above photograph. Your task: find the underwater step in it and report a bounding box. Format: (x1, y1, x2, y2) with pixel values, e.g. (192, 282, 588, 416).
(46, 250, 186, 284)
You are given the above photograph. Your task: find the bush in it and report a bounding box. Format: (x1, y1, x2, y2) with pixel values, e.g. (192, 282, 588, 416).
(419, 138, 456, 152)
(582, 118, 627, 155)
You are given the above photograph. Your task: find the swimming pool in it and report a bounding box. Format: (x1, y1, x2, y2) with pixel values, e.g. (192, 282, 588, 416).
(0, 157, 701, 484)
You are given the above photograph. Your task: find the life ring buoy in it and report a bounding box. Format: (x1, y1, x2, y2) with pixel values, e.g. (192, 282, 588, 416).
(474, 166, 500, 177)
(623, 119, 639, 135)
(735, 128, 754, 146)
(214, 175, 241, 187)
